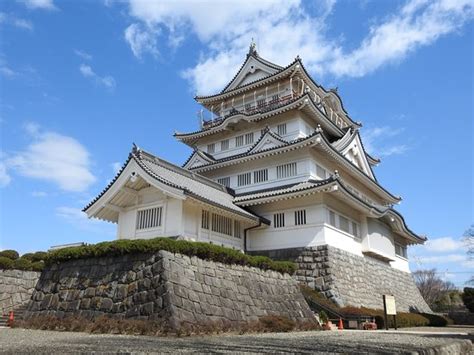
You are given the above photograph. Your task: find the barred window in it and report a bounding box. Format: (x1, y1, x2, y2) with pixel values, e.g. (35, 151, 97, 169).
(339, 215, 350, 234)
(207, 143, 215, 154)
(136, 207, 162, 230)
(316, 164, 326, 179)
(245, 132, 254, 145)
(277, 123, 287, 136)
(211, 214, 233, 236)
(201, 210, 210, 229)
(271, 94, 279, 103)
(395, 243, 407, 258)
(245, 103, 252, 112)
(257, 98, 266, 108)
(217, 177, 230, 187)
(237, 172, 251, 186)
(352, 222, 359, 238)
(220, 139, 229, 151)
(235, 135, 244, 147)
(234, 220, 241, 239)
(329, 210, 336, 227)
(294, 210, 306, 225)
(273, 213, 285, 228)
(253, 169, 268, 183)
(276, 162, 297, 179)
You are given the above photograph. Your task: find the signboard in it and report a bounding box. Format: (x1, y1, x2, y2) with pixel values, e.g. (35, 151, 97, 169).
(383, 295, 397, 315)
(383, 295, 397, 330)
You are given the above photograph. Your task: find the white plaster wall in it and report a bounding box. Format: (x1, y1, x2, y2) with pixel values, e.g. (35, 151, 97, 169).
(365, 218, 395, 257)
(391, 256, 410, 272)
(183, 202, 199, 239)
(117, 209, 137, 239)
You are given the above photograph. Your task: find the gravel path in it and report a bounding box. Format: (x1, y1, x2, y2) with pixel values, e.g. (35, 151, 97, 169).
(0, 328, 472, 354)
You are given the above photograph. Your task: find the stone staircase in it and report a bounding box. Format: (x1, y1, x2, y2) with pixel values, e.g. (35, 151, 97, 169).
(0, 303, 29, 327)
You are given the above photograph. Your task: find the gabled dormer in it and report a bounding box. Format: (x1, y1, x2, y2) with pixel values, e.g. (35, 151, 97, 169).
(336, 130, 375, 180)
(182, 150, 216, 170)
(222, 42, 283, 93)
(247, 127, 287, 154)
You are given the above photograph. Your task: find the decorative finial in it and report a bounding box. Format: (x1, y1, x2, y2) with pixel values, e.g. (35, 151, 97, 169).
(333, 170, 339, 179)
(315, 124, 322, 133)
(248, 38, 257, 55)
(132, 142, 140, 154)
(330, 87, 338, 93)
(296, 55, 300, 60)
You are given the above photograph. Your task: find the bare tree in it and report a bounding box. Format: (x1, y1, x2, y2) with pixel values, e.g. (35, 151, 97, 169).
(413, 269, 456, 307)
(463, 225, 474, 284)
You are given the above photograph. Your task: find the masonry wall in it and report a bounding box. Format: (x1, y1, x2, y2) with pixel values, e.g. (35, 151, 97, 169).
(251, 245, 431, 313)
(0, 269, 40, 314)
(26, 251, 314, 328)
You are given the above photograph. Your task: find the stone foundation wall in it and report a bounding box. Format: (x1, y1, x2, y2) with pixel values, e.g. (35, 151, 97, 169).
(26, 251, 314, 328)
(0, 269, 41, 314)
(250, 245, 431, 313)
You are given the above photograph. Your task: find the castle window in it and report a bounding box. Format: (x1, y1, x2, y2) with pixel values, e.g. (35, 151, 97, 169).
(316, 164, 327, 179)
(217, 177, 231, 187)
(273, 213, 285, 228)
(245, 132, 254, 145)
(235, 135, 244, 147)
(277, 123, 287, 136)
(257, 98, 266, 108)
(271, 94, 279, 103)
(245, 103, 253, 112)
(237, 172, 251, 186)
(234, 220, 241, 239)
(253, 169, 268, 183)
(207, 143, 215, 154)
(201, 210, 209, 229)
(395, 243, 407, 258)
(329, 210, 336, 227)
(339, 215, 350, 234)
(136, 206, 162, 230)
(352, 222, 359, 238)
(294, 210, 306, 225)
(221, 139, 229, 151)
(211, 214, 232, 236)
(276, 162, 297, 179)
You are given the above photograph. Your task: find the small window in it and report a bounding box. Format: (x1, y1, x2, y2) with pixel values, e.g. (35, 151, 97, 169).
(329, 210, 336, 227)
(201, 210, 209, 229)
(277, 123, 287, 136)
(271, 94, 279, 103)
(316, 164, 326, 179)
(245, 132, 254, 145)
(245, 103, 252, 112)
(234, 220, 241, 239)
(253, 169, 268, 183)
(339, 215, 350, 234)
(273, 213, 285, 228)
(276, 162, 297, 179)
(136, 207, 162, 230)
(211, 213, 232, 236)
(257, 98, 266, 108)
(294, 210, 306, 225)
(237, 172, 251, 186)
(207, 143, 215, 154)
(217, 177, 231, 187)
(352, 222, 359, 238)
(221, 139, 229, 151)
(395, 243, 407, 258)
(235, 135, 244, 147)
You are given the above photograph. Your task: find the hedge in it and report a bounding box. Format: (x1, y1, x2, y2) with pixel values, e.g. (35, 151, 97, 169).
(0, 250, 19, 260)
(45, 238, 297, 274)
(0, 256, 14, 269)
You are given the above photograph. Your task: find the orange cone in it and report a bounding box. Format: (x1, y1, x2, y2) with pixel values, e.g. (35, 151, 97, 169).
(338, 318, 343, 330)
(7, 311, 14, 327)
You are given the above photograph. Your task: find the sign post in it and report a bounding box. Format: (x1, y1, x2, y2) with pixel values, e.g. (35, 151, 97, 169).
(383, 295, 397, 330)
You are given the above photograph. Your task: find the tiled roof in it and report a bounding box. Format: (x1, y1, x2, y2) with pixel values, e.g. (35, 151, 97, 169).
(84, 146, 261, 222)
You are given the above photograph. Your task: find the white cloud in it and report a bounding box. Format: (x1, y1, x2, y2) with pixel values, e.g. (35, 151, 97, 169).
(123, 0, 473, 94)
(124, 23, 160, 59)
(0, 65, 17, 78)
(361, 126, 409, 158)
(19, 0, 56, 10)
(417, 253, 467, 264)
(5, 124, 96, 192)
(56, 206, 115, 235)
(0, 12, 34, 31)
(74, 49, 92, 61)
(79, 64, 116, 90)
(0, 162, 11, 187)
(32, 191, 47, 197)
(424, 236, 465, 253)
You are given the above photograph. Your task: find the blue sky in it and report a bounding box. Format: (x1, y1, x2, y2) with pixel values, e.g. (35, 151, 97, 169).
(0, 0, 472, 287)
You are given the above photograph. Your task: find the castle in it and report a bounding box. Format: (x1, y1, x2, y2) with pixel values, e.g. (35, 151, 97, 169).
(84, 43, 430, 311)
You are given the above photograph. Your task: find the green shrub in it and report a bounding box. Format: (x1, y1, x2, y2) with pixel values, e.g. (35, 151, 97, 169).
(300, 285, 340, 313)
(462, 287, 474, 312)
(13, 258, 33, 270)
(30, 261, 45, 272)
(420, 313, 452, 326)
(0, 250, 19, 260)
(0, 256, 14, 269)
(21, 251, 47, 262)
(45, 237, 296, 274)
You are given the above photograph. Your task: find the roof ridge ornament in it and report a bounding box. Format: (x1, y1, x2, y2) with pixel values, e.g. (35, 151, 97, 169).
(332, 170, 340, 179)
(315, 124, 322, 133)
(248, 38, 257, 56)
(132, 143, 141, 155)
